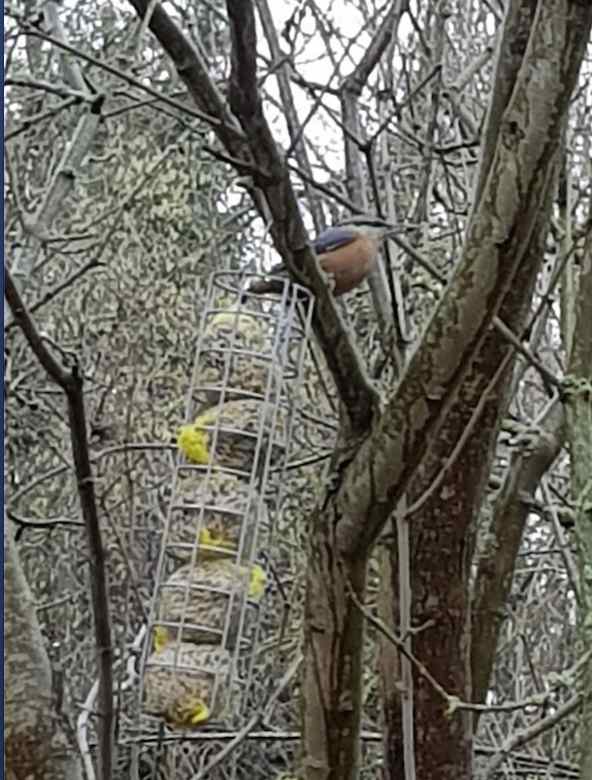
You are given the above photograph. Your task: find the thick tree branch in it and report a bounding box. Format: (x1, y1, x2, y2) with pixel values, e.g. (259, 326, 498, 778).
(128, 0, 379, 432)
(377, 5, 590, 774)
(472, 0, 537, 207)
(335, 0, 592, 559)
(300, 3, 591, 775)
(225, 0, 380, 430)
(471, 398, 566, 709)
(4, 521, 84, 780)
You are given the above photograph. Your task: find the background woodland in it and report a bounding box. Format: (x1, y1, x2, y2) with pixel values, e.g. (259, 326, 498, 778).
(4, 1, 592, 779)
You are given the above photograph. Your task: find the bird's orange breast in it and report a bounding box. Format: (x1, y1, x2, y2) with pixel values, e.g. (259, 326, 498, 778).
(318, 235, 378, 295)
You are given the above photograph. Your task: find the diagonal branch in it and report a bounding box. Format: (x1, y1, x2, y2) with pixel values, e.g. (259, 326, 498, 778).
(15, 20, 221, 128)
(254, 0, 324, 231)
(334, 0, 592, 558)
(128, 0, 379, 431)
(471, 398, 566, 711)
(481, 692, 582, 778)
(5, 269, 70, 385)
(342, 0, 407, 96)
(5, 267, 114, 780)
(339, 1, 408, 339)
(227, 0, 380, 429)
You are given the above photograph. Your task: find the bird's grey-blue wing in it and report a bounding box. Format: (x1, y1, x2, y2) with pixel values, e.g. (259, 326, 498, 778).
(313, 227, 357, 255)
(267, 261, 288, 275)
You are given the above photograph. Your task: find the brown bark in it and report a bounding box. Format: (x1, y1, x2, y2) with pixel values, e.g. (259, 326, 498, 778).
(376, 1, 592, 777)
(377, 537, 404, 779)
(381, 197, 557, 778)
(302, 520, 368, 780)
(120, 1, 592, 777)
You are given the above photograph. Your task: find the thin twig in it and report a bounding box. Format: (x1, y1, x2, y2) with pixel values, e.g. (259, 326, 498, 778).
(349, 582, 560, 718)
(480, 693, 582, 778)
(5, 267, 114, 780)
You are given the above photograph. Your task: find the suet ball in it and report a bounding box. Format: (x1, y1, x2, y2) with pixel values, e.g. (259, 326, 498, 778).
(154, 560, 267, 650)
(166, 470, 265, 563)
(177, 400, 287, 473)
(196, 311, 270, 407)
(143, 643, 232, 728)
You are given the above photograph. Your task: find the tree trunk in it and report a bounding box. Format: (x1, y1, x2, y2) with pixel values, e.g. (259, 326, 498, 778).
(302, 506, 368, 780)
(379, 2, 592, 778)
(4, 523, 83, 780)
(565, 210, 592, 779)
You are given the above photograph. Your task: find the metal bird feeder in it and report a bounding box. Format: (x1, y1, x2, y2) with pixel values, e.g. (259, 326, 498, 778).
(135, 270, 314, 743)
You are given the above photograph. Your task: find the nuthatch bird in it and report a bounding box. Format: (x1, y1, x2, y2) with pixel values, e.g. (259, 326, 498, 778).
(247, 215, 398, 297)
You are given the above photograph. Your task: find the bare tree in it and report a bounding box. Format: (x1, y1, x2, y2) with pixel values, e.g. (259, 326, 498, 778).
(121, 1, 590, 778)
(4, 1, 591, 779)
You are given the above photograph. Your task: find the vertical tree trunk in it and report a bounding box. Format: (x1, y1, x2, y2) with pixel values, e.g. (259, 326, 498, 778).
(377, 537, 404, 778)
(4, 523, 83, 780)
(302, 513, 368, 780)
(379, 2, 592, 778)
(565, 216, 592, 778)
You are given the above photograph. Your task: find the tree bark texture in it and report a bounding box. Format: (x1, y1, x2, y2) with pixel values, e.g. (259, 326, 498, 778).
(4, 524, 83, 780)
(121, 1, 592, 777)
(302, 516, 368, 780)
(378, 3, 592, 778)
(471, 400, 565, 710)
(303, 2, 592, 779)
(377, 535, 404, 779)
(566, 208, 592, 779)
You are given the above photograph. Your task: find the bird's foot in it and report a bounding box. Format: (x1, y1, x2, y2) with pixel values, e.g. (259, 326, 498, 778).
(319, 267, 337, 294)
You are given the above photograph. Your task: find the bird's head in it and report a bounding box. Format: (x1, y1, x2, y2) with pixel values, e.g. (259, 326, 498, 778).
(337, 215, 398, 241)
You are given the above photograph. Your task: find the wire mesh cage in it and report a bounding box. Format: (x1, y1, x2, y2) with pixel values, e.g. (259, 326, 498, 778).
(12, 261, 583, 780)
(166, 470, 266, 564)
(125, 270, 315, 774)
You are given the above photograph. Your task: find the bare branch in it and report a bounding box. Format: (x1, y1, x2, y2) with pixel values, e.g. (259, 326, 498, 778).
(471, 397, 566, 708)
(224, 0, 380, 431)
(126, 0, 379, 430)
(123, 0, 243, 145)
(339, 1, 409, 339)
(5, 267, 114, 780)
(5, 269, 71, 385)
(254, 0, 324, 230)
(480, 693, 582, 778)
(351, 580, 565, 718)
(16, 19, 225, 129)
(335, 0, 592, 558)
